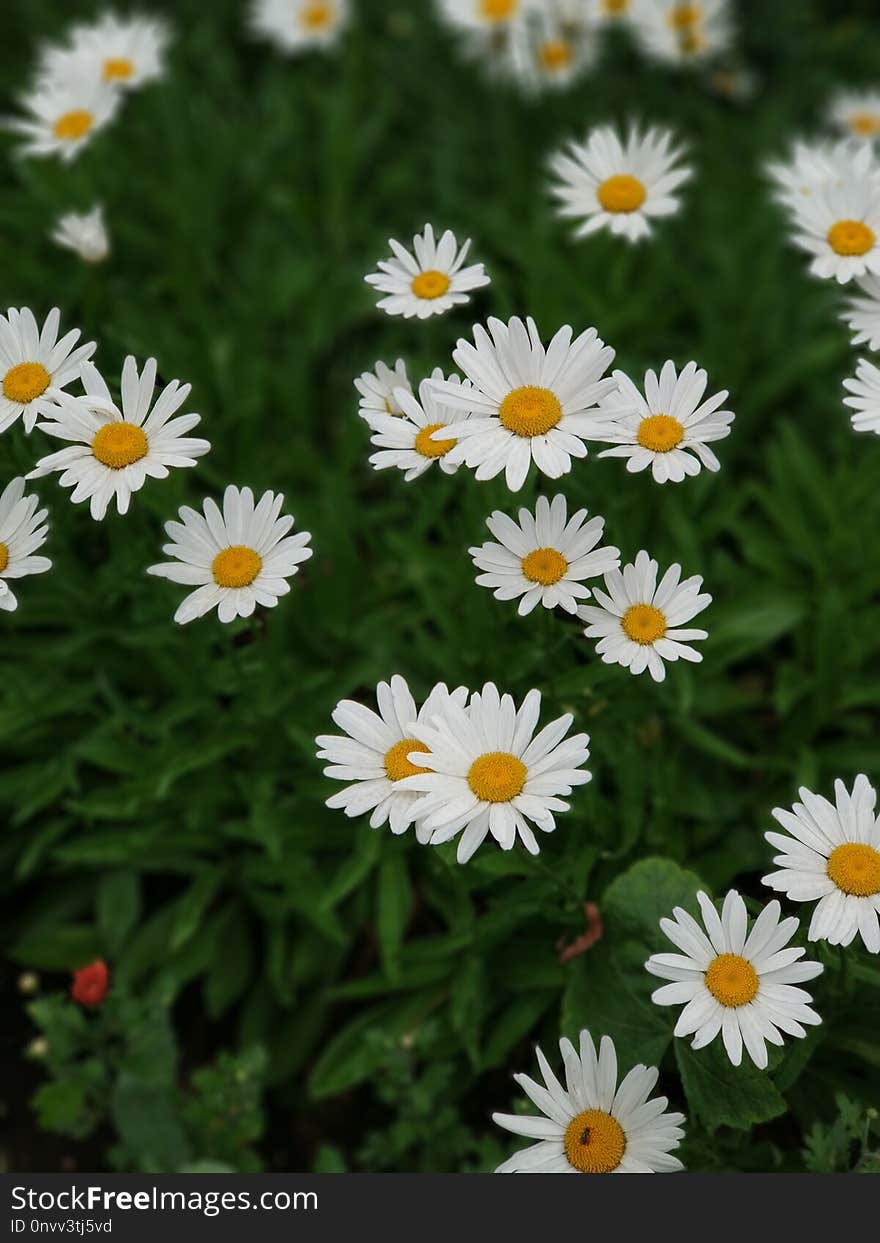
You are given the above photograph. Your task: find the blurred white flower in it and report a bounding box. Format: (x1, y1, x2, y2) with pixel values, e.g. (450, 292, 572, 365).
(51, 206, 110, 264)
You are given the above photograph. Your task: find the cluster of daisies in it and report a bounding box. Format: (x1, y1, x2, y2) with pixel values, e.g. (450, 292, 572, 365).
(0, 307, 312, 623)
(436, 0, 745, 96)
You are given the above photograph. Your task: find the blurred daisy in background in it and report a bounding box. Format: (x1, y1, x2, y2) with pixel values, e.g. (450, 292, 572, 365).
(841, 273, 880, 350)
(594, 360, 734, 482)
(367, 369, 471, 481)
(579, 549, 710, 682)
(51, 205, 110, 264)
(37, 11, 171, 91)
(397, 681, 591, 863)
(249, 0, 350, 55)
(788, 149, 880, 283)
(316, 677, 469, 839)
(843, 357, 880, 436)
(646, 891, 823, 1069)
(5, 71, 120, 161)
(0, 307, 95, 435)
(148, 485, 312, 625)
(765, 138, 855, 209)
(588, 0, 635, 28)
(437, 0, 529, 56)
(364, 223, 490, 320)
(29, 357, 210, 520)
(432, 316, 616, 491)
(355, 358, 411, 422)
(0, 477, 52, 614)
(506, 6, 597, 92)
(549, 123, 691, 242)
(763, 775, 880, 954)
(469, 494, 620, 616)
(827, 89, 880, 142)
(493, 1030, 685, 1173)
(631, 0, 733, 67)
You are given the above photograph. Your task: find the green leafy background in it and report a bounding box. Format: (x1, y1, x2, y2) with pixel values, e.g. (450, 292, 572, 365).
(2, 0, 880, 1173)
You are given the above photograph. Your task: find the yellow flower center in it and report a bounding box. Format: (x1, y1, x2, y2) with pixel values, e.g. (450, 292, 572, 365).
(603, 0, 630, 13)
(3, 361, 50, 404)
(539, 39, 572, 70)
(848, 111, 880, 137)
(621, 603, 666, 645)
(212, 545, 263, 589)
(705, 953, 759, 1007)
(828, 220, 875, 256)
(467, 751, 527, 803)
(384, 738, 430, 782)
(637, 413, 684, 453)
(521, 547, 567, 585)
(680, 29, 705, 53)
(301, 1, 333, 28)
(827, 842, 880, 897)
(668, 2, 701, 27)
(411, 270, 451, 300)
(563, 1110, 626, 1174)
(415, 423, 456, 459)
(0, 543, 8, 574)
(53, 109, 94, 141)
(498, 386, 562, 437)
(597, 174, 647, 214)
(480, 0, 518, 20)
(91, 423, 148, 469)
(103, 56, 134, 80)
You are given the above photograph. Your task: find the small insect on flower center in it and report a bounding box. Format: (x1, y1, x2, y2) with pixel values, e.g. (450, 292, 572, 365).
(705, 953, 759, 1007)
(103, 56, 134, 80)
(827, 842, 880, 897)
(411, 270, 451, 300)
(0, 543, 9, 574)
(91, 423, 149, 469)
(53, 109, 94, 141)
(212, 546, 262, 589)
(539, 40, 572, 70)
(521, 547, 568, 586)
(467, 751, 527, 803)
(480, 0, 518, 20)
(622, 603, 666, 645)
(637, 413, 684, 453)
(415, 423, 456, 459)
(848, 112, 880, 137)
(563, 1110, 626, 1174)
(498, 386, 562, 437)
(596, 174, 647, 214)
(301, 1, 333, 28)
(384, 739, 430, 783)
(668, 2, 701, 28)
(827, 219, 876, 256)
(3, 361, 51, 404)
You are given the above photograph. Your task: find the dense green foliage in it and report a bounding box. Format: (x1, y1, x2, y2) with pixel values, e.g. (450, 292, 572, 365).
(3, 0, 880, 1173)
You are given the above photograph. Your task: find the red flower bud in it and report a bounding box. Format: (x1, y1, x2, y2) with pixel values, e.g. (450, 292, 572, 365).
(71, 959, 109, 1007)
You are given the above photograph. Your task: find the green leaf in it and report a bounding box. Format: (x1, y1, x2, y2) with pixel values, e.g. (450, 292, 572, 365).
(170, 870, 222, 951)
(97, 871, 141, 955)
(675, 1041, 787, 1131)
(376, 855, 411, 979)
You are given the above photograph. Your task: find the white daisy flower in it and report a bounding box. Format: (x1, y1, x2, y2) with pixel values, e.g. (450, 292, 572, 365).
(51, 205, 110, 264)
(365, 223, 490, 320)
(316, 677, 469, 839)
(788, 153, 880, 283)
(37, 12, 170, 90)
(354, 358, 411, 422)
(594, 360, 734, 482)
(470, 494, 620, 617)
(765, 138, 858, 211)
(249, 0, 350, 54)
(631, 0, 733, 66)
(588, 0, 635, 26)
(645, 890, 823, 1070)
(843, 357, 880, 436)
(493, 1030, 685, 1174)
(396, 681, 591, 863)
(762, 775, 880, 955)
(147, 485, 312, 625)
(506, 10, 596, 92)
(437, 0, 529, 37)
(549, 123, 691, 243)
(828, 89, 880, 142)
(0, 307, 96, 435)
(367, 369, 472, 481)
(0, 477, 52, 614)
(29, 358, 210, 521)
(579, 549, 710, 682)
(431, 316, 616, 492)
(841, 273, 880, 350)
(5, 71, 120, 162)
